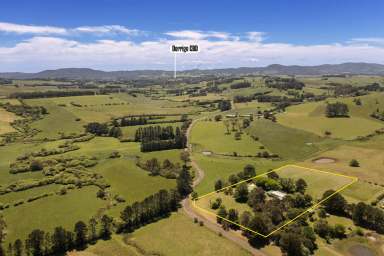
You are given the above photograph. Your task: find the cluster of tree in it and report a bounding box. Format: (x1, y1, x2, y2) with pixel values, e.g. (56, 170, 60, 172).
(137, 158, 181, 178)
(115, 116, 148, 127)
(1, 103, 47, 119)
(134, 125, 177, 142)
(119, 189, 180, 233)
(215, 168, 311, 221)
(314, 219, 346, 241)
(321, 190, 384, 234)
(0, 215, 6, 255)
(352, 202, 384, 234)
(256, 95, 302, 104)
(0, 78, 12, 84)
(214, 165, 258, 191)
(362, 82, 382, 92)
(371, 110, 384, 121)
(230, 81, 252, 89)
(233, 95, 254, 103)
(4, 216, 113, 256)
(134, 125, 187, 152)
(85, 122, 122, 138)
(274, 224, 317, 256)
(9, 90, 96, 99)
(218, 100, 232, 111)
(265, 77, 305, 90)
(325, 102, 349, 118)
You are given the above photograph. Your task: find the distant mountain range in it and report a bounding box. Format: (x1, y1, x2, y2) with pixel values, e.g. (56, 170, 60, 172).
(1, 63, 384, 80)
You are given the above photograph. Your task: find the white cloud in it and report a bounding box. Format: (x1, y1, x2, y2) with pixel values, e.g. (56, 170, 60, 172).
(1, 35, 384, 72)
(0, 22, 67, 34)
(165, 30, 233, 40)
(0, 24, 384, 72)
(0, 21, 140, 36)
(73, 25, 140, 35)
(247, 31, 265, 42)
(348, 37, 384, 46)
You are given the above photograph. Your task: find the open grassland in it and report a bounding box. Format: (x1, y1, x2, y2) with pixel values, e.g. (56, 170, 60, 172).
(191, 120, 266, 156)
(25, 94, 202, 139)
(302, 145, 384, 185)
(79, 213, 251, 256)
(93, 159, 176, 216)
(277, 93, 384, 139)
(193, 153, 285, 195)
(164, 93, 226, 102)
(247, 119, 337, 160)
(277, 165, 355, 200)
(26, 99, 86, 139)
(128, 212, 251, 256)
(0, 85, 61, 97)
(0, 108, 19, 134)
(0, 139, 65, 184)
(331, 236, 384, 256)
(298, 75, 384, 88)
(233, 101, 273, 113)
(301, 144, 384, 203)
(3, 186, 106, 243)
(196, 192, 253, 217)
(72, 235, 139, 256)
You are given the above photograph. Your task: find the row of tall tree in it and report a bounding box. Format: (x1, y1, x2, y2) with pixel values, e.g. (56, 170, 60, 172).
(85, 122, 122, 138)
(135, 125, 187, 152)
(3, 215, 112, 256)
(9, 90, 96, 99)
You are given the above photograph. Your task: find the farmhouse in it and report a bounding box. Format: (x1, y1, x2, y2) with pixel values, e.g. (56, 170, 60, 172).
(267, 190, 287, 200)
(247, 183, 256, 192)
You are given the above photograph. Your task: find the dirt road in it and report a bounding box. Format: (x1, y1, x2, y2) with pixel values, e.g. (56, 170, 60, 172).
(181, 118, 266, 256)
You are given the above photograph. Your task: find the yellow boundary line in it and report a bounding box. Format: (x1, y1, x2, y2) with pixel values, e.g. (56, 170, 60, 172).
(192, 164, 358, 238)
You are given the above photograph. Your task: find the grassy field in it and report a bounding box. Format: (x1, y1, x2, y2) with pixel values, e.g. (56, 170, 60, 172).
(128, 212, 251, 256)
(3, 186, 106, 243)
(193, 153, 286, 195)
(247, 119, 336, 160)
(191, 120, 266, 156)
(26, 99, 86, 139)
(277, 93, 384, 140)
(300, 143, 384, 203)
(196, 192, 253, 218)
(93, 159, 176, 216)
(277, 165, 355, 200)
(0, 107, 18, 134)
(78, 212, 251, 256)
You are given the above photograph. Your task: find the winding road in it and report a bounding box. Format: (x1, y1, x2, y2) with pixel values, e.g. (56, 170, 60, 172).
(181, 118, 266, 256)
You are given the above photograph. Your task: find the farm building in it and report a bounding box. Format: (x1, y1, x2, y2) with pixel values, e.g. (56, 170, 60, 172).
(247, 183, 256, 192)
(267, 190, 287, 200)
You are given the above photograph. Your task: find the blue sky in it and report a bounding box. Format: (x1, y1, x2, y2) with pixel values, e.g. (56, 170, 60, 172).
(0, 0, 384, 71)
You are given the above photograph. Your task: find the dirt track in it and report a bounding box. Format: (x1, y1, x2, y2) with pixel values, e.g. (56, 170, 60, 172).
(181, 118, 266, 256)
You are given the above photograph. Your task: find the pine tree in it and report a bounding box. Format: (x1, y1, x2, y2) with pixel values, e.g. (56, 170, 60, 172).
(176, 166, 192, 197)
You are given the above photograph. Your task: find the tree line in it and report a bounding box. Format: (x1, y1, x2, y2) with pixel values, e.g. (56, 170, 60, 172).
(134, 125, 187, 152)
(85, 122, 122, 138)
(2, 215, 113, 256)
(325, 102, 349, 117)
(230, 81, 252, 89)
(9, 90, 97, 99)
(265, 77, 305, 90)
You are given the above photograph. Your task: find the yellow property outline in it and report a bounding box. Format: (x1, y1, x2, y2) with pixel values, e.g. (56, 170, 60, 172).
(192, 164, 358, 238)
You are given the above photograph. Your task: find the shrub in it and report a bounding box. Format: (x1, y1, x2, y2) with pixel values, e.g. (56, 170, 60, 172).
(30, 160, 43, 171)
(349, 159, 360, 167)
